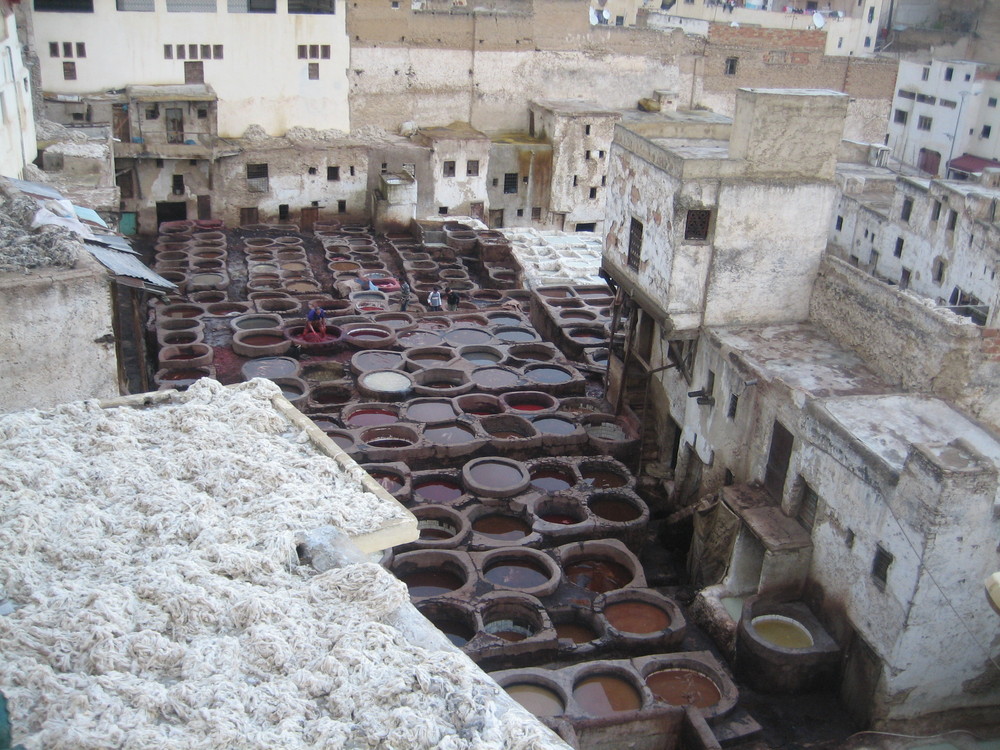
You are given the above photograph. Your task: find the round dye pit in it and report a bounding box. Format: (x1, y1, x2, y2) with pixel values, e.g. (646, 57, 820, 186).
(369, 470, 404, 493)
(361, 425, 418, 449)
(309, 384, 352, 406)
(241, 333, 286, 346)
(751, 615, 814, 649)
(404, 348, 456, 370)
(271, 377, 307, 402)
(358, 369, 413, 399)
(398, 330, 444, 348)
(484, 559, 551, 589)
(531, 416, 577, 436)
(459, 346, 503, 365)
(325, 430, 355, 451)
(351, 350, 404, 373)
(413, 478, 464, 503)
(482, 416, 536, 440)
(241, 357, 300, 380)
(604, 601, 670, 634)
(483, 614, 537, 642)
(524, 366, 573, 385)
(471, 367, 519, 390)
(405, 400, 458, 422)
(572, 675, 642, 716)
(486, 313, 523, 326)
(501, 391, 557, 413)
(345, 408, 399, 427)
(589, 494, 642, 523)
(495, 327, 537, 343)
(555, 620, 598, 643)
(443, 327, 493, 346)
(580, 464, 629, 489)
(645, 669, 721, 709)
(413, 508, 464, 543)
(457, 395, 503, 416)
(536, 498, 587, 526)
(233, 314, 283, 330)
(472, 514, 532, 541)
(505, 684, 565, 718)
(400, 570, 465, 597)
(530, 467, 576, 492)
(564, 559, 633, 593)
(424, 422, 477, 445)
(464, 458, 530, 497)
(568, 328, 606, 346)
(420, 606, 476, 647)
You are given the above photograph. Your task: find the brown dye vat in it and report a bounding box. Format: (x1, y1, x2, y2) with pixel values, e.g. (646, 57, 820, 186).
(424, 423, 476, 445)
(346, 409, 398, 427)
(408, 352, 453, 367)
(241, 333, 288, 346)
(158, 369, 208, 380)
(484, 560, 550, 589)
(413, 480, 463, 503)
(530, 468, 575, 492)
(581, 468, 627, 489)
(369, 471, 403, 493)
(276, 382, 304, 399)
(590, 497, 641, 522)
(242, 358, 299, 379)
(573, 675, 642, 716)
(564, 560, 633, 593)
(532, 417, 576, 435)
(487, 314, 522, 326)
(400, 570, 464, 597)
(437, 620, 475, 647)
(406, 401, 456, 422)
(645, 669, 721, 709)
(234, 316, 283, 330)
(505, 685, 565, 718)
(472, 515, 531, 541)
(328, 432, 354, 450)
(556, 622, 598, 643)
(471, 368, 519, 389)
(458, 395, 502, 416)
(469, 460, 525, 488)
(604, 602, 670, 633)
(540, 513, 582, 525)
(490, 430, 525, 439)
(419, 525, 457, 542)
(525, 367, 573, 385)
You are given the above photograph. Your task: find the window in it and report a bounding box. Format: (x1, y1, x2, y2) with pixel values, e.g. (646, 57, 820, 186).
(349, 166, 355, 176)
(589, 187, 597, 199)
(931, 200, 941, 221)
(845, 528, 855, 548)
(76, 42, 87, 57)
(599, 150, 605, 159)
(893, 109, 908, 125)
(48, 42, 60, 57)
(307, 167, 317, 175)
(184, 61, 204, 84)
(871, 545, 893, 590)
(724, 57, 738, 76)
(897, 89, 916, 100)
(835, 215, 843, 231)
(684, 209, 711, 241)
(894, 237, 904, 257)
(870, 250, 879, 268)
(947, 210, 957, 231)
(627, 217, 643, 271)
(197, 108, 208, 119)
(900, 197, 913, 222)
(118, 0, 155, 9)
(572, 175, 578, 187)
(982, 125, 992, 139)
(166, 0, 215, 11)
(900, 267, 911, 289)
(867, 5, 874, 22)
(940, 98, 957, 109)
(246, 163, 269, 192)
(503, 173, 518, 194)
(62, 61, 76, 80)
(932, 257, 946, 283)
(34, 0, 93, 11)
(200, 44, 211, 59)
(164, 44, 174, 59)
(172, 174, 185, 196)
(443, 160, 456, 178)
(155, 158, 164, 168)
(466, 160, 479, 177)
(297, 45, 307, 58)
(337, 199, 346, 213)
(727, 393, 738, 420)
(176, 44, 185, 59)
(585, 124, 591, 136)
(145, 105, 159, 120)
(916, 94, 936, 104)
(308, 62, 319, 80)
(531, 206, 541, 220)
(864, 36, 871, 47)
(990, 97, 998, 108)
(917, 115, 932, 131)
(278, 204, 289, 221)
(213, 44, 223, 59)
(601, 176, 607, 186)
(63, 42, 73, 57)
(516, 208, 524, 217)
(228, 0, 276, 10)
(615, 15, 623, 25)
(288, 0, 334, 12)
(585, 150, 591, 160)
(921, 67, 929, 81)
(944, 66, 954, 81)
(438, 206, 448, 215)
(310, 44, 319, 58)
(797, 483, 819, 531)
(327, 166, 340, 181)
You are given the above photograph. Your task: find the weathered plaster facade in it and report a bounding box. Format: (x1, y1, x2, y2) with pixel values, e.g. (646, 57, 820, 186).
(0, 0, 37, 178)
(413, 123, 490, 219)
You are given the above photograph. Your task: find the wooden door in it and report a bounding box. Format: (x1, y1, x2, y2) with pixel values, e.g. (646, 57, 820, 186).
(112, 104, 131, 142)
(300, 206, 318, 230)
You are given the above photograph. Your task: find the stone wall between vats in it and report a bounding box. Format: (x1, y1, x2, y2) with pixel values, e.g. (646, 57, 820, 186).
(0, 253, 118, 414)
(809, 255, 1000, 431)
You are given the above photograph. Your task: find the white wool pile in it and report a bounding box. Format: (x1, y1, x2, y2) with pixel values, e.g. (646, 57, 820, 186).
(0, 379, 564, 749)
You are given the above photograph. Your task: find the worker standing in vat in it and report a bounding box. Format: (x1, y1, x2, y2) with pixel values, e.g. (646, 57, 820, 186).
(399, 281, 411, 312)
(446, 287, 462, 311)
(427, 286, 443, 311)
(305, 299, 327, 338)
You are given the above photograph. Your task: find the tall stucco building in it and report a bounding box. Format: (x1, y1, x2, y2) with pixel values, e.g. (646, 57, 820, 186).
(1, 0, 37, 178)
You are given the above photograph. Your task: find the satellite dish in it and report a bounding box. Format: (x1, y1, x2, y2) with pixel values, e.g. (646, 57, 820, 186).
(589, 7, 599, 24)
(602, 8, 610, 20)
(813, 11, 825, 28)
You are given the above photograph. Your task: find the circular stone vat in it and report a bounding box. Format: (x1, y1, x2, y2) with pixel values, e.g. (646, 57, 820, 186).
(456, 393, 503, 416)
(471, 510, 532, 542)
(603, 598, 671, 635)
(241, 356, 300, 381)
(160, 330, 202, 346)
(350, 349, 404, 375)
(412, 505, 468, 545)
(300, 360, 346, 383)
(572, 673, 643, 716)
(471, 366, 520, 391)
(412, 368, 472, 397)
(486, 312, 523, 327)
(284, 325, 341, 352)
(157, 317, 204, 335)
(412, 475, 464, 503)
(423, 421, 477, 446)
(403, 346, 456, 371)
(308, 382, 352, 407)
(538, 286, 573, 299)
(188, 272, 227, 291)
(205, 302, 252, 317)
(535, 497, 588, 526)
(504, 682, 565, 718)
(270, 376, 308, 404)
(341, 324, 396, 349)
(285, 279, 322, 295)
(397, 329, 445, 349)
(553, 610, 601, 644)
(233, 329, 292, 358)
(232, 313, 283, 331)
(462, 457, 530, 498)
(357, 369, 414, 400)
(494, 326, 538, 343)
(645, 668, 721, 710)
(530, 464, 577, 492)
(420, 316, 452, 331)
(372, 312, 416, 331)
(480, 414, 536, 441)
(416, 601, 477, 647)
(580, 461, 630, 489)
(564, 555, 635, 594)
(507, 343, 556, 363)
(159, 343, 213, 369)
(404, 399, 458, 423)
(559, 309, 598, 322)
(443, 327, 493, 347)
(395, 557, 469, 598)
(568, 326, 607, 346)
(257, 298, 301, 315)
(750, 615, 814, 649)
(523, 365, 574, 385)
(501, 391, 558, 414)
(458, 345, 504, 366)
(482, 551, 557, 592)
(361, 424, 419, 449)
(344, 404, 401, 428)
(159, 303, 206, 319)
(482, 601, 544, 642)
(588, 491, 644, 523)
(530, 415, 577, 436)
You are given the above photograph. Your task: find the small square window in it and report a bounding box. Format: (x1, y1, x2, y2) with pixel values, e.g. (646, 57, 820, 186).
(601, 175, 606, 187)
(321, 45, 330, 59)
(213, 45, 223, 59)
(337, 199, 346, 213)
(308, 62, 319, 79)
(164, 44, 173, 59)
(835, 215, 843, 231)
(49, 42, 59, 57)
(443, 160, 456, 178)
(725, 57, 738, 75)
(531, 206, 541, 220)
(982, 125, 992, 139)
(491, 178, 498, 187)
(845, 528, 855, 548)
(298, 45, 307, 59)
(894, 237, 904, 257)
(172, 174, 184, 195)
(516, 208, 524, 217)
(197, 108, 208, 119)
(188, 44, 197, 60)
(309, 44, 319, 58)
(585, 124, 591, 135)
(200, 44, 211, 59)
(917, 115, 932, 131)
(893, 109, 907, 125)
(864, 36, 871, 47)
(466, 160, 479, 177)
(522, 176, 528, 184)
(327, 166, 340, 181)
(901, 197, 914, 221)
(155, 158, 164, 167)
(146, 106, 159, 119)
(503, 173, 518, 194)
(63, 42, 73, 58)
(438, 206, 448, 215)
(589, 187, 597, 199)
(585, 150, 591, 160)
(76, 42, 86, 58)
(62, 61, 77, 80)
(176, 44, 185, 60)
(944, 66, 954, 81)
(989, 97, 998, 108)
(308, 167, 318, 175)
(311, 200, 319, 207)
(627, 217, 643, 271)
(872, 545, 893, 590)
(684, 209, 712, 241)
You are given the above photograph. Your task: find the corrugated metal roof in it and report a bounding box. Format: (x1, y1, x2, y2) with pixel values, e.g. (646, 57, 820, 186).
(88, 234, 139, 255)
(7, 178, 64, 201)
(84, 242, 177, 292)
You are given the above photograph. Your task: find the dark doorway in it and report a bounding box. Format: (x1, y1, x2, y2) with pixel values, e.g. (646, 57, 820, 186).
(112, 103, 131, 142)
(575, 222, 597, 232)
(488, 209, 503, 228)
(240, 207, 259, 225)
(197, 195, 211, 220)
(184, 61, 205, 84)
(300, 206, 318, 230)
(166, 107, 184, 144)
(469, 202, 484, 222)
(764, 420, 794, 499)
(918, 148, 941, 176)
(841, 630, 881, 727)
(156, 201, 187, 226)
